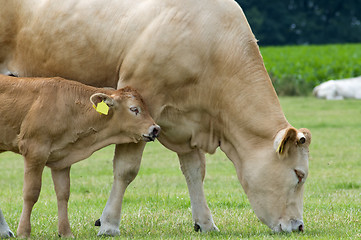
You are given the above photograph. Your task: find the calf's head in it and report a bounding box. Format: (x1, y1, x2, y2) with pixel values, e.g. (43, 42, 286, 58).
(242, 127, 311, 232)
(90, 86, 160, 142)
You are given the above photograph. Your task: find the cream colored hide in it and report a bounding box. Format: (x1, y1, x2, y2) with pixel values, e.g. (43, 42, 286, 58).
(0, 75, 159, 238)
(244, 127, 311, 232)
(0, 0, 311, 236)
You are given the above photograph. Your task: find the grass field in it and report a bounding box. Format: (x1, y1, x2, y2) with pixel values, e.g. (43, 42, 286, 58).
(1, 97, 360, 239)
(260, 44, 361, 96)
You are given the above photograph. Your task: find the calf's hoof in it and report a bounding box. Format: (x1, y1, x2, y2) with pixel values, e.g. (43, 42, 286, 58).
(17, 230, 30, 239)
(17, 233, 30, 239)
(58, 232, 74, 238)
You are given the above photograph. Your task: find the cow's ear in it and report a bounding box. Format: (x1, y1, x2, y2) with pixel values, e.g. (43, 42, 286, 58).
(275, 127, 311, 157)
(275, 127, 298, 156)
(298, 128, 312, 147)
(90, 93, 115, 108)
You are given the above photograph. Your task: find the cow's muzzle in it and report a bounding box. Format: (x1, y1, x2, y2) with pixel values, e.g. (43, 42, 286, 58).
(292, 220, 304, 232)
(143, 124, 161, 142)
(274, 219, 304, 233)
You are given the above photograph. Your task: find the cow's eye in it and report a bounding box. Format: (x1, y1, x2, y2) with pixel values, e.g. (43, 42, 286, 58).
(130, 106, 140, 115)
(294, 169, 305, 184)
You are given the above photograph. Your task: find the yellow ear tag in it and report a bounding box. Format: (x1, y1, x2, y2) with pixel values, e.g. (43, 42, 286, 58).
(93, 101, 109, 115)
(277, 142, 284, 154)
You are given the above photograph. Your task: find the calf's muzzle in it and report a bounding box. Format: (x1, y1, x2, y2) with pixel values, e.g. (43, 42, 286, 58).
(143, 125, 161, 142)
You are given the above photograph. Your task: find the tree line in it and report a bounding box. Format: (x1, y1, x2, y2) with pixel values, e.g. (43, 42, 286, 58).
(236, 0, 361, 46)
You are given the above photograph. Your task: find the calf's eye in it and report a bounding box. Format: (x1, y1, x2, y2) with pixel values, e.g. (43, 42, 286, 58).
(130, 106, 140, 115)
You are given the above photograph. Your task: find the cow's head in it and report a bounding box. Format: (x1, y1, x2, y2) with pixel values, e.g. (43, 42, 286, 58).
(90, 86, 160, 143)
(241, 127, 311, 232)
(313, 80, 337, 99)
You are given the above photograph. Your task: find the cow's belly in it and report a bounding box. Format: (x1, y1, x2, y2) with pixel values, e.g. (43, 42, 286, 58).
(154, 105, 220, 154)
(156, 121, 195, 154)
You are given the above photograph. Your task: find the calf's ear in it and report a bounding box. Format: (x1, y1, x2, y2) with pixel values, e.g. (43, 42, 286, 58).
(90, 93, 115, 107)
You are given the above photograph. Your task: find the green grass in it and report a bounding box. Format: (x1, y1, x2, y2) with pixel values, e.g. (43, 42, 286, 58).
(1, 97, 361, 239)
(260, 44, 361, 96)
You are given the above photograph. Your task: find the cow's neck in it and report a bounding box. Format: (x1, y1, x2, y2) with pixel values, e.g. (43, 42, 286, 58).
(221, 72, 289, 150)
(214, 52, 290, 191)
(156, 66, 289, 156)
(155, 40, 290, 191)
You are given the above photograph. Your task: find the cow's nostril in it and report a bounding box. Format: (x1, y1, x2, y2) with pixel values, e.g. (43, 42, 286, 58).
(151, 125, 160, 137)
(290, 219, 304, 232)
(298, 223, 304, 232)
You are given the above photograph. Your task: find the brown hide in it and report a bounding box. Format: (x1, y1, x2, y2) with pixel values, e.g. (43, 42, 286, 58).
(0, 74, 159, 237)
(0, 74, 157, 167)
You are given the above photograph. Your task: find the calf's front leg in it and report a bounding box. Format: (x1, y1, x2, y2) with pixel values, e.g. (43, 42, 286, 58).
(97, 142, 145, 236)
(178, 149, 219, 232)
(51, 167, 73, 238)
(17, 162, 45, 238)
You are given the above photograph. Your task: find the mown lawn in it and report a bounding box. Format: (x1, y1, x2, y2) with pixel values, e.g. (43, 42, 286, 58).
(1, 97, 360, 239)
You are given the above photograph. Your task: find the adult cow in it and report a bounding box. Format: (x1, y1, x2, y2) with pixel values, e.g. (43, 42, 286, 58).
(0, 0, 311, 237)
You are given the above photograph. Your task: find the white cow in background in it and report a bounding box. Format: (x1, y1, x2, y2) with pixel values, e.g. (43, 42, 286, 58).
(313, 76, 361, 100)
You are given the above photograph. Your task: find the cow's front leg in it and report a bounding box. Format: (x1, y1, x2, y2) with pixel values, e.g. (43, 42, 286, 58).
(17, 162, 45, 238)
(0, 208, 14, 238)
(97, 142, 145, 236)
(178, 149, 219, 232)
(51, 167, 73, 238)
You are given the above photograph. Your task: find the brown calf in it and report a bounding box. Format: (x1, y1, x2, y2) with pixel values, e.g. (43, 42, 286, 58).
(0, 74, 160, 237)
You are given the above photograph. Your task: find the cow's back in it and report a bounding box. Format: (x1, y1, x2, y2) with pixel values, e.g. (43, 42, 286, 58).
(8, 0, 251, 89)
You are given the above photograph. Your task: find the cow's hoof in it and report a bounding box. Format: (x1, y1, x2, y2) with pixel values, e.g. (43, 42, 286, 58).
(0, 230, 14, 238)
(194, 223, 201, 232)
(94, 219, 101, 227)
(194, 222, 219, 233)
(97, 226, 120, 237)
